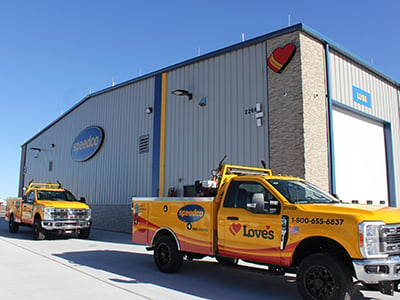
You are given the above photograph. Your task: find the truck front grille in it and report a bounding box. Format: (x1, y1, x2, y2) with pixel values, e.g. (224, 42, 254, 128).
(52, 209, 88, 220)
(381, 224, 400, 254)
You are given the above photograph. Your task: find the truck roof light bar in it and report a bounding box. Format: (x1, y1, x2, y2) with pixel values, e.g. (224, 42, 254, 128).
(222, 164, 272, 177)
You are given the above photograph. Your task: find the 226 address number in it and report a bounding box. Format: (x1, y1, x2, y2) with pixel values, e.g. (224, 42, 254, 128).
(291, 217, 344, 226)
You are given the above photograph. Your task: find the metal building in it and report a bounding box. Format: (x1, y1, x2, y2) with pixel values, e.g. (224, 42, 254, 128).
(19, 24, 400, 232)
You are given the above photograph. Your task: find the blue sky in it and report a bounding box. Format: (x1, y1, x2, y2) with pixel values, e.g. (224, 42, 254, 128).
(0, 0, 399, 199)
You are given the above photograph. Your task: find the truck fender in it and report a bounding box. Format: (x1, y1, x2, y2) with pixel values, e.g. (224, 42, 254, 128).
(291, 236, 353, 272)
(151, 227, 181, 251)
(6, 211, 21, 223)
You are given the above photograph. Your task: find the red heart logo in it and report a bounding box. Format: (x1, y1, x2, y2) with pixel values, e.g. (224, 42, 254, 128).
(268, 43, 296, 73)
(229, 223, 241, 235)
(266, 225, 270, 230)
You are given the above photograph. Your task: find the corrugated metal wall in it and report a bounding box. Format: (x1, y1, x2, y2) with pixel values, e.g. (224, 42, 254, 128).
(329, 50, 400, 203)
(163, 42, 269, 195)
(24, 77, 155, 205)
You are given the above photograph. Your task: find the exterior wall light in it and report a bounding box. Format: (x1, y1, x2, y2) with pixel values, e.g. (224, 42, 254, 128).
(145, 107, 153, 114)
(171, 89, 193, 100)
(199, 97, 207, 107)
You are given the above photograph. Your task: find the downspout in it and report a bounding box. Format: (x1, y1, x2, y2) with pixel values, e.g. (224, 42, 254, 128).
(325, 44, 336, 195)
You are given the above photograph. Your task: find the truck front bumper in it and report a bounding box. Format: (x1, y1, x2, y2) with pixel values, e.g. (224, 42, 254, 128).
(41, 220, 91, 230)
(353, 256, 400, 283)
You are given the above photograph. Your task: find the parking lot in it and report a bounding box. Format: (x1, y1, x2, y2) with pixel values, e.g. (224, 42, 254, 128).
(0, 218, 395, 299)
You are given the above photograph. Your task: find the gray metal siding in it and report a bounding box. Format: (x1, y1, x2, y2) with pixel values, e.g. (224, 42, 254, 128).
(24, 78, 155, 205)
(329, 51, 400, 203)
(163, 42, 269, 195)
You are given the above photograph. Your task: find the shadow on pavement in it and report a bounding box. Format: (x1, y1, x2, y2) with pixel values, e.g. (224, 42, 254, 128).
(55, 249, 301, 300)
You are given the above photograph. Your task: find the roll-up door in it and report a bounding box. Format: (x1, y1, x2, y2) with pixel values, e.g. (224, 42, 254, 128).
(332, 107, 388, 205)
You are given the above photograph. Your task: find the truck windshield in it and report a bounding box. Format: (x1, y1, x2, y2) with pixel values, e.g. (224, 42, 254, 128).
(37, 190, 77, 201)
(266, 179, 339, 204)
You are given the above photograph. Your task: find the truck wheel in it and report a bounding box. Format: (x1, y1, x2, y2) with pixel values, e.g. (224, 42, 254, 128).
(33, 218, 46, 240)
(9, 214, 19, 233)
(78, 228, 90, 239)
(297, 253, 353, 300)
(154, 236, 183, 273)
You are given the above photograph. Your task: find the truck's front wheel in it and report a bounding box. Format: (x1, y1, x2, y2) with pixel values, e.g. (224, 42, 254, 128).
(9, 214, 19, 233)
(33, 218, 46, 240)
(154, 236, 183, 273)
(297, 253, 353, 300)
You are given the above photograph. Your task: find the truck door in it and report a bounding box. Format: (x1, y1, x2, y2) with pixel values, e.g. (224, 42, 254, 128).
(217, 179, 282, 265)
(22, 191, 35, 224)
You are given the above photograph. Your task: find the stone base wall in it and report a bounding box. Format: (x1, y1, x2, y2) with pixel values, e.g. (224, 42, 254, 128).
(91, 204, 132, 233)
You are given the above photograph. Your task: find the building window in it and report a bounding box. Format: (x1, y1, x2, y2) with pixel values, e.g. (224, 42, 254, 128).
(139, 135, 149, 154)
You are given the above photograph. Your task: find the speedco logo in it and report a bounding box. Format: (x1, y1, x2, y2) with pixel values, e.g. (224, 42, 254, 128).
(71, 126, 104, 162)
(177, 204, 205, 223)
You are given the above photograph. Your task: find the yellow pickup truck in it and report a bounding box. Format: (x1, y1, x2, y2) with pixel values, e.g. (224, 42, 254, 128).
(5, 182, 91, 240)
(132, 158, 400, 299)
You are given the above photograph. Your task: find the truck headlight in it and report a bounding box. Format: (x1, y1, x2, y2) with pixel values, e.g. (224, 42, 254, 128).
(359, 221, 386, 258)
(86, 208, 92, 220)
(44, 207, 54, 220)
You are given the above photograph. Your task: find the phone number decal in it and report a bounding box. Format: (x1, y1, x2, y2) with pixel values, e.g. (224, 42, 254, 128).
(291, 217, 344, 226)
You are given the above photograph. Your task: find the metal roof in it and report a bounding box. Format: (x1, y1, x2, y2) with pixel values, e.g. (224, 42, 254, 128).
(23, 23, 400, 146)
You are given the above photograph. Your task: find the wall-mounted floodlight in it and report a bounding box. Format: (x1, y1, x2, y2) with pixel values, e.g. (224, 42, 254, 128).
(29, 144, 55, 152)
(30, 147, 42, 152)
(171, 89, 193, 100)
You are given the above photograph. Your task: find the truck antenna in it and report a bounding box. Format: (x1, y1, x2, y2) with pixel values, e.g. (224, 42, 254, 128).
(261, 160, 267, 169)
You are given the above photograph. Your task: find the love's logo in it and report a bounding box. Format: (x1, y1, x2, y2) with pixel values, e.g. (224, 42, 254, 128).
(267, 43, 296, 73)
(229, 223, 241, 235)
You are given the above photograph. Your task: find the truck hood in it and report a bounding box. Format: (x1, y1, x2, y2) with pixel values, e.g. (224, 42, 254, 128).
(36, 200, 89, 209)
(299, 203, 400, 224)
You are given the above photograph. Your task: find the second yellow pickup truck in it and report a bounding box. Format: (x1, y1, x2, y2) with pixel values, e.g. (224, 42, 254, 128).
(133, 158, 400, 299)
(5, 182, 92, 240)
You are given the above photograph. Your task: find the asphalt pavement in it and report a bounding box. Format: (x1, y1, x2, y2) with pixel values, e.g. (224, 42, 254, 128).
(0, 217, 395, 300)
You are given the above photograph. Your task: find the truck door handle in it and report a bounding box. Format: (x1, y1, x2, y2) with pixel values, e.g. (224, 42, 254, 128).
(227, 216, 239, 220)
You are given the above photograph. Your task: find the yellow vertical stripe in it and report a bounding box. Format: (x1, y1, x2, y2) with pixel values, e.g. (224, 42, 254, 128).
(158, 72, 167, 196)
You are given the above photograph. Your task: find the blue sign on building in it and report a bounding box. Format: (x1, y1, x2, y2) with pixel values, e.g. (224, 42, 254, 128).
(352, 86, 371, 108)
(71, 126, 104, 162)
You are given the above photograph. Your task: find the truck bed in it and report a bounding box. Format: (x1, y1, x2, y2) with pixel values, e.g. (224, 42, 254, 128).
(132, 197, 216, 256)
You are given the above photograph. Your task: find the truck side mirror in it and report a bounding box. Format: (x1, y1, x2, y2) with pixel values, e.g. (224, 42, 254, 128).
(80, 197, 86, 203)
(249, 193, 265, 213)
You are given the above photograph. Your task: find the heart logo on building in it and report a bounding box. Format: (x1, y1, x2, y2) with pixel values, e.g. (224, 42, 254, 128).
(229, 223, 242, 235)
(267, 43, 296, 73)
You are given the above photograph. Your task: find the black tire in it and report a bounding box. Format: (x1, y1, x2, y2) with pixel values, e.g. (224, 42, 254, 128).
(216, 256, 239, 266)
(33, 217, 46, 240)
(9, 214, 19, 233)
(297, 253, 353, 300)
(78, 228, 91, 239)
(154, 236, 183, 273)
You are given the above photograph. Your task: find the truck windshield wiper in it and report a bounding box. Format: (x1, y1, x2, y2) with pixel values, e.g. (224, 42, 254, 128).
(294, 199, 339, 204)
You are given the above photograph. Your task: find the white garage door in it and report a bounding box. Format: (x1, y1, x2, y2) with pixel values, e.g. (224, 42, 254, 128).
(332, 107, 388, 205)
